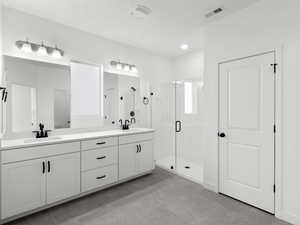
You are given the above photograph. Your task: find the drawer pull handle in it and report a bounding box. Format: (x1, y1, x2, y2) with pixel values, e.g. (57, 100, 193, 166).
(96, 175, 106, 180)
(96, 156, 106, 160)
(96, 142, 106, 145)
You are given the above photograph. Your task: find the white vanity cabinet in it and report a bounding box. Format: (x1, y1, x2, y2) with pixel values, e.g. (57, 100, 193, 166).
(0, 129, 154, 223)
(81, 137, 118, 192)
(1, 142, 81, 219)
(119, 133, 154, 180)
(45, 153, 80, 204)
(1, 158, 46, 219)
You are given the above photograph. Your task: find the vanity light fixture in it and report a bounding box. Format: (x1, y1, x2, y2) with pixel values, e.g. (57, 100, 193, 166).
(21, 39, 32, 53)
(52, 46, 62, 58)
(110, 61, 138, 73)
(130, 65, 138, 73)
(16, 39, 64, 58)
(116, 62, 123, 70)
(37, 42, 47, 56)
(124, 64, 130, 72)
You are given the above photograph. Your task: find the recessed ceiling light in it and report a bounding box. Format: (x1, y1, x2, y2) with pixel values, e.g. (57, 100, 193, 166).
(180, 44, 189, 50)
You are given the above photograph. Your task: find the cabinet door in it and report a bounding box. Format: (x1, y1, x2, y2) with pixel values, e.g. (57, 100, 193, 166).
(136, 141, 154, 174)
(1, 159, 46, 219)
(46, 153, 80, 204)
(119, 143, 138, 180)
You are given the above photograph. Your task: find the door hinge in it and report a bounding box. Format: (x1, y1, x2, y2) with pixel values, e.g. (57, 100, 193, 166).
(273, 125, 276, 133)
(271, 63, 278, 74)
(273, 184, 276, 193)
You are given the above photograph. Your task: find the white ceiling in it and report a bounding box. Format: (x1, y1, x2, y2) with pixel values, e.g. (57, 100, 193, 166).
(3, 0, 261, 57)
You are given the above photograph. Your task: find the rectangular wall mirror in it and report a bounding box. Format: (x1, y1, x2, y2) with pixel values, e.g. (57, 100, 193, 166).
(4, 56, 71, 135)
(103, 72, 140, 126)
(3, 56, 144, 136)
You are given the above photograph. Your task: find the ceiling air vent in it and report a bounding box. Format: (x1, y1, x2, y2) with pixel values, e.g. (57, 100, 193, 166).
(130, 4, 152, 19)
(205, 7, 223, 18)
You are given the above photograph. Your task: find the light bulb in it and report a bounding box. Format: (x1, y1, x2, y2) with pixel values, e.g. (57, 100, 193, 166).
(52, 48, 62, 58)
(116, 63, 122, 70)
(21, 42, 32, 53)
(131, 66, 138, 73)
(124, 64, 130, 72)
(180, 43, 189, 50)
(38, 44, 47, 56)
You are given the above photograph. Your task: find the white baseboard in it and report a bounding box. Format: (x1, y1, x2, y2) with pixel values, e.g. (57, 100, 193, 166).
(203, 182, 217, 193)
(278, 211, 300, 225)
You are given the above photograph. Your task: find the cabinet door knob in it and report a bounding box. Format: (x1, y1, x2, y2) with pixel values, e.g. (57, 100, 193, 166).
(139, 144, 142, 152)
(42, 161, 45, 174)
(218, 132, 226, 138)
(96, 142, 106, 145)
(136, 145, 139, 153)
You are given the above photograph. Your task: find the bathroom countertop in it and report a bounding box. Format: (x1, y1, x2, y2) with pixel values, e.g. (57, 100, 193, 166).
(0, 128, 155, 150)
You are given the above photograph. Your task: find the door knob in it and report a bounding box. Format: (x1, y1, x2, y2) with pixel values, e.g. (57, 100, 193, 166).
(219, 132, 226, 138)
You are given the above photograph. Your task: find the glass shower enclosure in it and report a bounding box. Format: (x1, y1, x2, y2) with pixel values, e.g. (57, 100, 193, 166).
(156, 79, 204, 184)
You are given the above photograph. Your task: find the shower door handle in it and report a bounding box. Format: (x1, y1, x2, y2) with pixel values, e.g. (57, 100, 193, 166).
(176, 121, 182, 133)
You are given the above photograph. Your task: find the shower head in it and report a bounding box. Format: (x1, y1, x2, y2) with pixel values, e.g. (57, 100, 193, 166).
(131, 87, 136, 92)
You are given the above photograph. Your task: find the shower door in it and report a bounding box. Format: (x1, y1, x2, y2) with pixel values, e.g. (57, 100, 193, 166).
(155, 80, 204, 183)
(175, 80, 204, 183)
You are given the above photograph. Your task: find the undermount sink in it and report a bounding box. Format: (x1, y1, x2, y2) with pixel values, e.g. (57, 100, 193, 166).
(24, 136, 62, 143)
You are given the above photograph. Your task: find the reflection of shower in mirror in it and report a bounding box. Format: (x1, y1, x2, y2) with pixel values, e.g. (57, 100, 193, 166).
(130, 86, 136, 123)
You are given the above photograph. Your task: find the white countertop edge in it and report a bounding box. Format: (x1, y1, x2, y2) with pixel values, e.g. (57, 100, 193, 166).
(0, 128, 155, 151)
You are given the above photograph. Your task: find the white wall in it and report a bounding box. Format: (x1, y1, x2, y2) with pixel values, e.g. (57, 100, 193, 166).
(2, 7, 172, 85)
(0, 3, 4, 138)
(173, 51, 205, 81)
(202, 0, 300, 223)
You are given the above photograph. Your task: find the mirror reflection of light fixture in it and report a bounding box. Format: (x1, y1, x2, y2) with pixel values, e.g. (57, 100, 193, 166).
(116, 62, 122, 70)
(15, 39, 64, 58)
(130, 65, 138, 73)
(110, 60, 138, 73)
(37, 42, 47, 56)
(124, 64, 130, 72)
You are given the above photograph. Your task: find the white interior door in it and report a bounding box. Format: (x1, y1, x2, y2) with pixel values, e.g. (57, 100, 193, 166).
(219, 52, 275, 213)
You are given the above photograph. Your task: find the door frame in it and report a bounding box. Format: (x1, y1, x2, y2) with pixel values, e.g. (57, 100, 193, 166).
(217, 47, 283, 218)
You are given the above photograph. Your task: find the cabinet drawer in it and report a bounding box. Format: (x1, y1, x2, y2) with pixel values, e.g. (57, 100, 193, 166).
(81, 137, 118, 151)
(81, 165, 117, 192)
(1, 142, 80, 164)
(119, 133, 153, 145)
(81, 146, 117, 171)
